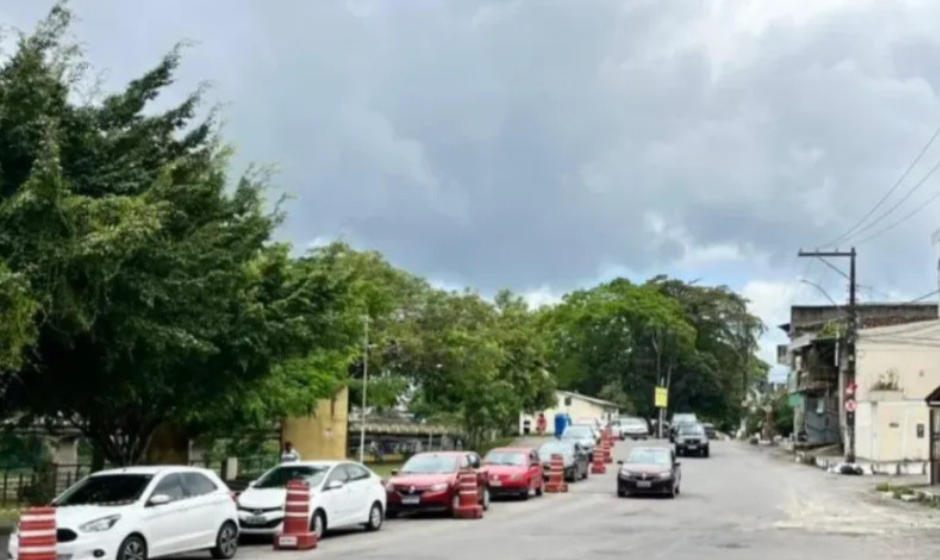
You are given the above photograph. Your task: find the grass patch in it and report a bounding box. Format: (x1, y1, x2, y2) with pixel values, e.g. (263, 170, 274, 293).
(0, 509, 21, 529)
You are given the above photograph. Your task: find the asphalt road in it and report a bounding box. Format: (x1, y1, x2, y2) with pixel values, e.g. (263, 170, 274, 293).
(7, 441, 940, 560)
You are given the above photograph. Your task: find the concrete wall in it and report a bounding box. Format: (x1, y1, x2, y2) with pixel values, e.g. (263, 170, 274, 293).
(854, 322, 940, 462)
(281, 386, 349, 460)
(518, 392, 618, 435)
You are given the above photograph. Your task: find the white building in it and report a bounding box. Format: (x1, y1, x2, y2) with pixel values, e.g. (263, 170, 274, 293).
(854, 319, 940, 472)
(518, 391, 619, 436)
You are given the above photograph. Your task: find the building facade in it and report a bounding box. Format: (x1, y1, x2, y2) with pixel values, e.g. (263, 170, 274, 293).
(518, 391, 619, 436)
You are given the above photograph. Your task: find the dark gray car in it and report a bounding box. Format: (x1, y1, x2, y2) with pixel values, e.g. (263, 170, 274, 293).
(675, 422, 710, 457)
(538, 440, 589, 482)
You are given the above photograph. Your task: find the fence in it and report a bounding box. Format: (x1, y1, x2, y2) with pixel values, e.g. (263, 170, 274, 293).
(0, 463, 93, 508)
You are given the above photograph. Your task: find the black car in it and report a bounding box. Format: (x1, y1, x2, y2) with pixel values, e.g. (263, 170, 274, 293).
(669, 413, 698, 442)
(537, 440, 590, 482)
(674, 422, 710, 457)
(616, 447, 681, 498)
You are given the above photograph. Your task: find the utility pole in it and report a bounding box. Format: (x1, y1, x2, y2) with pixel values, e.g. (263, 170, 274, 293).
(359, 315, 369, 463)
(798, 248, 857, 463)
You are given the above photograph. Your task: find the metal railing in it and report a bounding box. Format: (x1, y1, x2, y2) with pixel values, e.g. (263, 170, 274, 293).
(0, 464, 93, 508)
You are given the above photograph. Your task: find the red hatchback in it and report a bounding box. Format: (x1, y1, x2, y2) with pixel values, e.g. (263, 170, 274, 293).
(385, 451, 490, 517)
(483, 447, 544, 500)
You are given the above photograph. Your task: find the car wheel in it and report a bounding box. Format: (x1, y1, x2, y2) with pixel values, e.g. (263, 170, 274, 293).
(536, 482, 544, 497)
(451, 493, 461, 517)
(481, 486, 491, 511)
(617, 486, 628, 498)
(668, 482, 677, 499)
(210, 521, 238, 559)
(117, 535, 148, 560)
(365, 502, 383, 531)
(311, 509, 327, 539)
(704, 447, 710, 458)
(676, 484, 681, 495)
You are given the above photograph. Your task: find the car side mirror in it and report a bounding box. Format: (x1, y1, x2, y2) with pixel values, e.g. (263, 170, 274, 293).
(616, 460, 624, 465)
(326, 480, 345, 491)
(147, 494, 172, 507)
(390, 469, 399, 476)
(675, 462, 681, 468)
(247, 480, 257, 488)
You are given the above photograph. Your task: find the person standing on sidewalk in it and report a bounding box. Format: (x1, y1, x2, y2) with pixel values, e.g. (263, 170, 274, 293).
(281, 441, 301, 463)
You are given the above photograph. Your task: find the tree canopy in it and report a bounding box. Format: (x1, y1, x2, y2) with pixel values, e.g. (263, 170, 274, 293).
(0, 4, 768, 463)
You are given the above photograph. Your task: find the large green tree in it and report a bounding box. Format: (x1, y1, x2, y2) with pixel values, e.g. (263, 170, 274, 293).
(0, 6, 347, 464)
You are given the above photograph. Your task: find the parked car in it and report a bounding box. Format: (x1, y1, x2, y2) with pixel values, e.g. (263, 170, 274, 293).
(617, 417, 650, 440)
(669, 412, 698, 442)
(384, 451, 490, 517)
(482, 447, 544, 500)
(616, 447, 681, 498)
(8, 466, 239, 560)
(236, 460, 386, 538)
(537, 440, 589, 482)
(561, 424, 598, 460)
(675, 423, 710, 457)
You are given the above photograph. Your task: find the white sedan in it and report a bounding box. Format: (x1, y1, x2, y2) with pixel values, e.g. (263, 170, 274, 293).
(236, 461, 386, 539)
(7, 466, 239, 560)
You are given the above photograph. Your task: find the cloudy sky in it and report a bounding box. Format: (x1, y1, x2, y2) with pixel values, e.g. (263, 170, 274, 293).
(5, 0, 940, 378)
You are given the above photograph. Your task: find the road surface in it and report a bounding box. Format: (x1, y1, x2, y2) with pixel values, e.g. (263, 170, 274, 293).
(6, 440, 940, 559)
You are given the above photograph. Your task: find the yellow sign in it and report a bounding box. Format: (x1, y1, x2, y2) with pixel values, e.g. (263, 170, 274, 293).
(655, 387, 668, 408)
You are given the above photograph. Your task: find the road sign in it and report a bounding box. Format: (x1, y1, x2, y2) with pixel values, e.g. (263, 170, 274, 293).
(654, 387, 668, 408)
(845, 399, 857, 413)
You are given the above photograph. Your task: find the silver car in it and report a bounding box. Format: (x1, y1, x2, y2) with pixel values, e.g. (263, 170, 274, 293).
(561, 424, 598, 460)
(616, 417, 650, 440)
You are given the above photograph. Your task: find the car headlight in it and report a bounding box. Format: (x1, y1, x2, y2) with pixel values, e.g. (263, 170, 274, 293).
(658, 471, 673, 480)
(430, 482, 450, 492)
(79, 515, 121, 532)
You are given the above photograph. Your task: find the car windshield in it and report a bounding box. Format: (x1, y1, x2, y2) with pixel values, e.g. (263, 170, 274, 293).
(483, 451, 527, 466)
(538, 442, 573, 458)
(623, 418, 646, 426)
(54, 474, 153, 506)
(562, 426, 593, 438)
(400, 454, 460, 474)
(679, 424, 705, 436)
(673, 414, 697, 423)
(255, 465, 329, 489)
(627, 449, 672, 466)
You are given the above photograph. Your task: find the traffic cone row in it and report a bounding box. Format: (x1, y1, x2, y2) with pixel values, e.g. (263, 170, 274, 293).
(16, 507, 56, 560)
(275, 479, 317, 550)
(544, 453, 568, 493)
(602, 429, 614, 464)
(453, 468, 483, 519)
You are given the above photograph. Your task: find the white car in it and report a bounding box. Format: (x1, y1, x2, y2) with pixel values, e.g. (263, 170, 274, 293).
(236, 461, 386, 539)
(7, 466, 239, 560)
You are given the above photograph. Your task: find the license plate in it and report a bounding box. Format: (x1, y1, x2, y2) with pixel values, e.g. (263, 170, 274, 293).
(687, 445, 697, 449)
(636, 481, 652, 488)
(277, 536, 297, 547)
(402, 495, 420, 505)
(490, 480, 502, 486)
(245, 515, 266, 525)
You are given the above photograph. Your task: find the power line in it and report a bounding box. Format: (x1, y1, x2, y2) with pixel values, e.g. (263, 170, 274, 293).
(853, 187, 940, 246)
(814, 256, 849, 280)
(906, 288, 940, 303)
(822, 122, 940, 248)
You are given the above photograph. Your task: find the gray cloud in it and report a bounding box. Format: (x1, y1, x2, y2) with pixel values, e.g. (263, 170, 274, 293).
(4, 0, 940, 300)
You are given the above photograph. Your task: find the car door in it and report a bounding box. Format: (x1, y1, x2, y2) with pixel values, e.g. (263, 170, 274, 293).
(321, 464, 352, 527)
(142, 473, 200, 557)
(341, 463, 373, 524)
(180, 472, 225, 547)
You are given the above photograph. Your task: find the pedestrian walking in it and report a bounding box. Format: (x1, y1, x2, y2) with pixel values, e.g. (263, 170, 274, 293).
(281, 441, 301, 463)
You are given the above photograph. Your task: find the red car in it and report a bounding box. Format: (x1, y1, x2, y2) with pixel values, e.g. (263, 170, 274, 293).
(385, 451, 490, 517)
(483, 447, 544, 500)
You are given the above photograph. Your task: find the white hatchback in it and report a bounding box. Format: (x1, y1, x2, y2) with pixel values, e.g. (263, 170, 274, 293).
(6, 466, 239, 560)
(236, 461, 386, 539)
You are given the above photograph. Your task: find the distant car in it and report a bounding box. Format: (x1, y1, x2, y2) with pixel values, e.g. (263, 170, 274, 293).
(537, 440, 589, 482)
(483, 447, 544, 500)
(617, 417, 650, 440)
(8, 466, 239, 560)
(384, 451, 490, 517)
(237, 461, 386, 538)
(616, 446, 681, 498)
(702, 423, 717, 440)
(561, 424, 598, 460)
(675, 423, 710, 457)
(669, 413, 698, 442)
